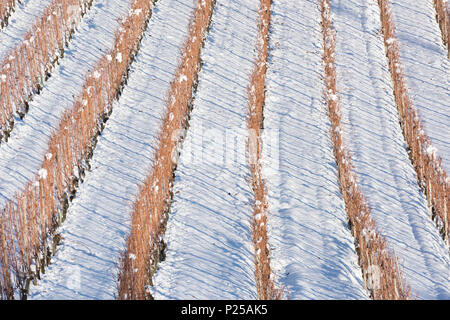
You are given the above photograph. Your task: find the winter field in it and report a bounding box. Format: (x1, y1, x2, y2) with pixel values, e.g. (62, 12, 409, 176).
(0, 0, 448, 300)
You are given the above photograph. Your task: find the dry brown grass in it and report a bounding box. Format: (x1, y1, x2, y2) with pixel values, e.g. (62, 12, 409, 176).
(433, 0, 450, 56)
(247, 0, 283, 300)
(116, 0, 215, 300)
(0, 0, 17, 29)
(320, 0, 412, 300)
(378, 0, 449, 246)
(0, 0, 94, 143)
(0, 0, 155, 299)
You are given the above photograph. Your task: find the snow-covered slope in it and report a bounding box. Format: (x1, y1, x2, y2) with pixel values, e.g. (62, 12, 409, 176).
(152, 0, 260, 300)
(0, 0, 447, 301)
(28, 0, 196, 300)
(0, 0, 54, 62)
(390, 0, 450, 172)
(0, 0, 131, 209)
(331, 0, 450, 299)
(262, 0, 368, 300)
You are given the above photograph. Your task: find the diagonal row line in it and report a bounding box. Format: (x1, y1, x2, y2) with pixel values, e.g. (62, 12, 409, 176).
(116, 0, 216, 300)
(377, 0, 449, 246)
(319, 0, 412, 299)
(0, 0, 18, 30)
(0, 0, 155, 299)
(433, 0, 450, 57)
(0, 0, 94, 143)
(247, 0, 283, 300)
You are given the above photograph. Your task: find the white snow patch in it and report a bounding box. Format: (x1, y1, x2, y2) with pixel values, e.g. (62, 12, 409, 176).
(116, 52, 122, 63)
(38, 168, 48, 180)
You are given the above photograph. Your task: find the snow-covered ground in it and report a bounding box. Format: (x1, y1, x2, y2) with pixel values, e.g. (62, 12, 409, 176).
(331, 0, 450, 299)
(0, 0, 447, 301)
(0, 0, 54, 62)
(152, 0, 260, 300)
(390, 0, 450, 172)
(0, 0, 131, 209)
(28, 0, 196, 300)
(262, 0, 368, 300)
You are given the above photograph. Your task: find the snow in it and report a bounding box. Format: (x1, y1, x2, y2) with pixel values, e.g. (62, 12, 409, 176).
(116, 52, 122, 63)
(390, 0, 450, 172)
(152, 0, 260, 300)
(38, 168, 47, 180)
(262, 0, 368, 300)
(0, 0, 447, 301)
(0, 0, 54, 63)
(0, 0, 131, 210)
(29, 0, 196, 300)
(331, 0, 450, 299)
(386, 37, 396, 45)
